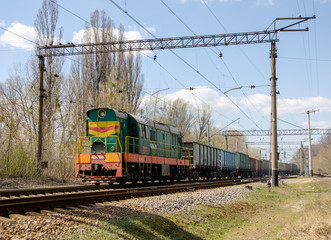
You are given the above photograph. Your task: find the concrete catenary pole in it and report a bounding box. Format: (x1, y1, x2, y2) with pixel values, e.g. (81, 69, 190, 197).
(300, 142, 304, 175)
(270, 41, 278, 186)
(307, 110, 313, 177)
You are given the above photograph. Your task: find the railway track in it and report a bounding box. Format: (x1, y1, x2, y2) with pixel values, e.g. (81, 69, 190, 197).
(0, 178, 263, 218)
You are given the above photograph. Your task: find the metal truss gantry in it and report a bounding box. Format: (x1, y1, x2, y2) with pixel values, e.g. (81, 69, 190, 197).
(222, 129, 331, 137)
(37, 30, 278, 57)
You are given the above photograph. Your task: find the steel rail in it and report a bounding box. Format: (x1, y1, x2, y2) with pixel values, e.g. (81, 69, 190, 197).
(0, 180, 210, 198)
(0, 179, 260, 217)
(0, 185, 110, 198)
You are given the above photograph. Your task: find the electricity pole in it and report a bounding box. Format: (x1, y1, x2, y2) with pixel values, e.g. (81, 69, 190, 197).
(307, 109, 319, 177)
(37, 56, 45, 175)
(270, 41, 278, 186)
(299, 142, 303, 175)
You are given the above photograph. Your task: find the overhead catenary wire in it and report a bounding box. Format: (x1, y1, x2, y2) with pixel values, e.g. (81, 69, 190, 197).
(159, 0, 237, 124)
(53, 0, 243, 129)
(107, 0, 263, 130)
(201, 0, 268, 84)
(200, 0, 272, 127)
(140, 51, 236, 123)
(0, 25, 38, 46)
(198, 0, 270, 125)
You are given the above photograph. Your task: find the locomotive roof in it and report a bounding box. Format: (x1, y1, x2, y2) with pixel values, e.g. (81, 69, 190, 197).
(87, 108, 181, 135)
(129, 114, 181, 135)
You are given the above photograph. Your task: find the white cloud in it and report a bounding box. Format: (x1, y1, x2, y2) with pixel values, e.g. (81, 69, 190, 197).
(125, 30, 143, 40)
(0, 21, 5, 27)
(0, 22, 37, 50)
(147, 87, 331, 118)
(278, 97, 331, 115)
(72, 27, 143, 44)
(252, 0, 274, 7)
(72, 29, 85, 44)
(142, 87, 331, 131)
(145, 27, 157, 34)
(144, 86, 240, 114)
(241, 94, 331, 115)
(310, 121, 331, 129)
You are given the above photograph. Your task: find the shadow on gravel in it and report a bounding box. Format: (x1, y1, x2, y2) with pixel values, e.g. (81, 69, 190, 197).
(64, 205, 202, 240)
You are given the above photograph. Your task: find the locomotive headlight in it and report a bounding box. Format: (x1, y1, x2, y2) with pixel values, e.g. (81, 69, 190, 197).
(98, 109, 106, 118)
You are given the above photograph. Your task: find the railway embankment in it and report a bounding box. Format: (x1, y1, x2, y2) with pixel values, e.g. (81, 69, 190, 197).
(0, 177, 330, 239)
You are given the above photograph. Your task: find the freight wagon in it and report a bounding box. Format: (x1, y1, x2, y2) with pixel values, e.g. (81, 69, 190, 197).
(184, 142, 220, 180)
(248, 157, 257, 177)
(219, 149, 236, 178)
(235, 152, 249, 178)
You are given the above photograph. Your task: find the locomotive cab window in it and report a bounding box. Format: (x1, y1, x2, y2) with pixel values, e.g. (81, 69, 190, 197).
(130, 122, 138, 137)
(172, 135, 177, 146)
(150, 130, 156, 141)
(178, 136, 182, 144)
(140, 124, 147, 139)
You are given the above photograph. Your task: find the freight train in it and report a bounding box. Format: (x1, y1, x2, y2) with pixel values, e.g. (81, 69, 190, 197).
(74, 108, 298, 185)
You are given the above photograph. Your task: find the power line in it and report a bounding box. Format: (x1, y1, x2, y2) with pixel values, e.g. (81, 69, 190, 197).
(201, 0, 268, 84)
(52, 0, 91, 26)
(0, 25, 38, 46)
(107, 0, 263, 130)
(54, 0, 239, 128)
(199, 0, 270, 126)
(159, 0, 196, 35)
(279, 56, 331, 62)
(278, 118, 305, 129)
(141, 51, 233, 122)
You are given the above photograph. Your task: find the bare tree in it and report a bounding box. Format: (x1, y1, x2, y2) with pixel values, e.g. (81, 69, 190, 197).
(0, 73, 36, 176)
(34, 0, 64, 165)
(71, 10, 143, 114)
(192, 104, 212, 143)
(157, 98, 195, 138)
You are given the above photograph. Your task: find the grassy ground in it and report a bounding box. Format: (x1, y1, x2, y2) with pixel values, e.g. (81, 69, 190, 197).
(68, 178, 331, 240)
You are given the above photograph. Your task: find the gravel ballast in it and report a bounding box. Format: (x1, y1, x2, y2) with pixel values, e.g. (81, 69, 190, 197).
(0, 182, 264, 239)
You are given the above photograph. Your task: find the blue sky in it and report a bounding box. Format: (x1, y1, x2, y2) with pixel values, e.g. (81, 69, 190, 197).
(1, 0, 331, 160)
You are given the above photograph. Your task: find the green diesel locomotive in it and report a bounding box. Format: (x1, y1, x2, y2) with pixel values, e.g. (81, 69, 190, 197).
(74, 108, 190, 185)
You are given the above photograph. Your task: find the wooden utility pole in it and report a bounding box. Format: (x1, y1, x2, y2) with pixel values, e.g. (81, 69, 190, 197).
(37, 55, 45, 175)
(270, 41, 278, 186)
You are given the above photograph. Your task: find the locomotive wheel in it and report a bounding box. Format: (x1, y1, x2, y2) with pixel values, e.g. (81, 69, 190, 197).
(119, 179, 126, 185)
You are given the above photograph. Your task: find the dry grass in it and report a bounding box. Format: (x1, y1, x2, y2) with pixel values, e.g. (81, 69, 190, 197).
(174, 177, 331, 240)
(275, 178, 331, 240)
